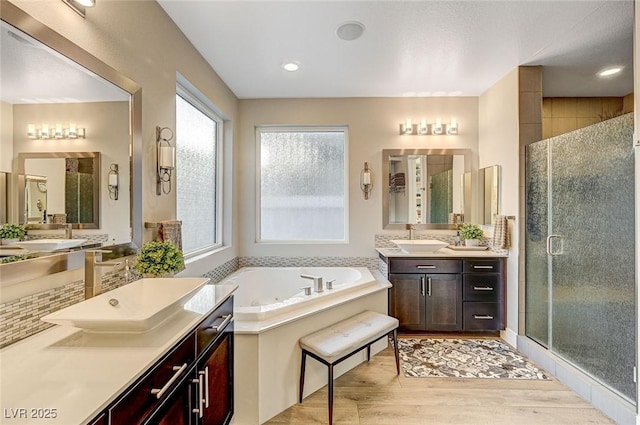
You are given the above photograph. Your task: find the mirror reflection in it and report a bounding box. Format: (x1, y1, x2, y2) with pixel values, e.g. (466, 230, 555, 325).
(462, 165, 501, 225)
(383, 149, 470, 229)
(1, 19, 134, 244)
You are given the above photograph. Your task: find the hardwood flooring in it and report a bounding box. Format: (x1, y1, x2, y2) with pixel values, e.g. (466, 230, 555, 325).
(265, 338, 615, 425)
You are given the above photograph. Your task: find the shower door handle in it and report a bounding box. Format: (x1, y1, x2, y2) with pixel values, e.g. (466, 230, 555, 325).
(546, 234, 563, 256)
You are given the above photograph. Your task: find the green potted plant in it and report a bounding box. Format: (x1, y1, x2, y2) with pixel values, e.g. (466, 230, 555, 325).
(459, 223, 483, 246)
(134, 240, 184, 277)
(0, 224, 26, 245)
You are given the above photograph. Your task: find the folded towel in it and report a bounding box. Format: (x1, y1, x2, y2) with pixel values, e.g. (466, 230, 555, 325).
(491, 215, 509, 249)
(158, 220, 183, 251)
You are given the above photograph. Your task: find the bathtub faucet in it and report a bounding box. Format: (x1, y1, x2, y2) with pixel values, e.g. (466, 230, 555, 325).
(300, 274, 324, 293)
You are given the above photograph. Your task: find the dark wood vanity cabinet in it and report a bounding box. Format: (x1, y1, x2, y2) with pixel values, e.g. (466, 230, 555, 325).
(386, 256, 505, 332)
(389, 259, 462, 332)
(100, 295, 234, 425)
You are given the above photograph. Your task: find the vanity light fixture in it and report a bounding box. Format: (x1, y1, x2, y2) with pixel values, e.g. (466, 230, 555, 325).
(26, 123, 86, 140)
(360, 162, 373, 200)
(62, 0, 95, 18)
(398, 118, 459, 136)
(108, 163, 119, 201)
(156, 126, 176, 196)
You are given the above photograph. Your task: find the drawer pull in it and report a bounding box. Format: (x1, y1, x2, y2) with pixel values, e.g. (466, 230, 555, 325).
(473, 314, 494, 320)
(473, 265, 494, 270)
(150, 363, 187, 399)
(417, 265, 437, 269)
(473, 286, 494, 291)
(209, 314, 233, 332)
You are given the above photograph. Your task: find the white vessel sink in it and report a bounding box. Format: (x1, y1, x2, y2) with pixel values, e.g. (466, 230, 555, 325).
(42, 277, 209, 333)
(10, 238, 87, 252)
(391, 239, 448, 253)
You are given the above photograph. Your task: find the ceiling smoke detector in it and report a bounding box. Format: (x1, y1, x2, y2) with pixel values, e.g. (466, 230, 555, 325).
(336, 21, 365, 41)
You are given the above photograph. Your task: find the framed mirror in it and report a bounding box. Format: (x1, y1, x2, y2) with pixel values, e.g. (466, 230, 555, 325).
(1, 4, 142, 247)
(382, 148, 471, 229)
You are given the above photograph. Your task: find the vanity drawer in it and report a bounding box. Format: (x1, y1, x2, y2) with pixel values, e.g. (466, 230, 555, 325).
(463, 259, 502, 274)
(463, 302, 503, 331)
(389, 259, 461, 274)
(109, 332, 196, 425)
(463, 275, 502, 301)
(197, 295, 234, 356)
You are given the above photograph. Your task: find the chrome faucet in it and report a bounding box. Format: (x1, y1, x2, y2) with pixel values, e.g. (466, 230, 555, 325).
(84, 250, 125, 299)
(64, 223, 73, 239)
(407, 223, 416, 240)
(300, 274, 324, 293)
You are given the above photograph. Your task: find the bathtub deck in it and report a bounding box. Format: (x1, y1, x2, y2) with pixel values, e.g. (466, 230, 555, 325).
(264, 337, 614, 425)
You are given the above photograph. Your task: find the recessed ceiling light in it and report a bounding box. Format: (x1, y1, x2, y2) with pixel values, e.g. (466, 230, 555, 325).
(282, 62, 300, 72)
(336, 21, 365, 41)
(598, 67, 622, 77)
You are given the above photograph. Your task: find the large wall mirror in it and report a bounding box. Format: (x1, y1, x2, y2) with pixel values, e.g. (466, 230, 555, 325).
(462, 165, 501, 225)
(382, 148, 471, 229)
(1, 3, 142, 246)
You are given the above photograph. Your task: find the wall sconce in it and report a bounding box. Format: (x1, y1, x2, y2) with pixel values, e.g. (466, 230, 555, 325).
(360, 162, 373, 200)
(156, 126, 175, 196)
(398, 117, 459, 136)
(27, 123, 86, 139)
(108, 163, 119, 201)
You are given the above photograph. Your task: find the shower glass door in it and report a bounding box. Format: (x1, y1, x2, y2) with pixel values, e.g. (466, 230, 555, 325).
(525, 113, 636, 401)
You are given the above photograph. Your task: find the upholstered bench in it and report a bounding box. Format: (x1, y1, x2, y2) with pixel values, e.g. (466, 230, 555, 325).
(298, 310, 400, 425)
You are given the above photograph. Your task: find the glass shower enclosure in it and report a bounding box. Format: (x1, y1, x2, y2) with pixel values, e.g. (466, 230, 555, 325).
(525, 113, 636, 401)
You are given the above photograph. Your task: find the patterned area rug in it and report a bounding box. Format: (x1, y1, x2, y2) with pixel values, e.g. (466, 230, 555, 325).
(398, 338, 549, 380)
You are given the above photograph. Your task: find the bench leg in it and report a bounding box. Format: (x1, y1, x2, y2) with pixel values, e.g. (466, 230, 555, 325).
(328, 363, 334, 425)
(392, 329, 400, 375)
(299, 350, 307, 403)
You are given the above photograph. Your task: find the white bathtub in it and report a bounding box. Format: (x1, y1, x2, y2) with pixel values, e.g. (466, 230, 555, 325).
(227, 266, 378, 321)
(223, 266, 390, 424)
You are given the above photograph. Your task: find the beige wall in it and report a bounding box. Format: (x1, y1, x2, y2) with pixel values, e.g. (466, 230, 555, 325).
(13, 102, 131, 243)
(1, 101, 13, 172)
(238, 97, 479, 258)
(542, 95, 633, 139)
(478, 68, 520, 344)
(8, 0, 239, 273)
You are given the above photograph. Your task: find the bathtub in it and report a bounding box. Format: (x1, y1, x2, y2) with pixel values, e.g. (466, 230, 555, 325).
(227, 266, 378, 322)
(223, 266, 390, 424)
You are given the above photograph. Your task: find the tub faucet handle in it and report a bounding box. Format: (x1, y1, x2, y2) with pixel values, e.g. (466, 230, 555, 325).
(326, 279, 336, 290)
(300, 286, 312, 296)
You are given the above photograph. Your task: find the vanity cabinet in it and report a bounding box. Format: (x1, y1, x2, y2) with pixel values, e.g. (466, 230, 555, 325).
(100, 295, 234, 425)
(389, 259, 462, 332)
(385, 256, 505, 332)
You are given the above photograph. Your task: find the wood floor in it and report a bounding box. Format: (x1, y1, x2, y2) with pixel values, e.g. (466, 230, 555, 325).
(265, 338, 615, 425)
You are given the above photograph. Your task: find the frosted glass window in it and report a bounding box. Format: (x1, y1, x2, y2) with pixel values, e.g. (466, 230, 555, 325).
(176, 92, 220, 255)
(258, 128, 347, 241)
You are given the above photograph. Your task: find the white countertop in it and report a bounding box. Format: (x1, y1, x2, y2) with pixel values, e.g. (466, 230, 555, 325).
(0, 282, 237, 425)
(376, 247, 508, 258)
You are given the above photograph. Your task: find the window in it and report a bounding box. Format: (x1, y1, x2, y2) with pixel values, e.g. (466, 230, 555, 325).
(176, 86, 222, 256)
(257, 127, 348, 242)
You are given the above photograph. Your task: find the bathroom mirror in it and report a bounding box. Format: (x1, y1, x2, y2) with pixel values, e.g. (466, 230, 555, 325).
(18, 152, 100, 227)
(382, 148, 471, 229)
(462, 165, 501, 225)
(1, 4, 142, 246)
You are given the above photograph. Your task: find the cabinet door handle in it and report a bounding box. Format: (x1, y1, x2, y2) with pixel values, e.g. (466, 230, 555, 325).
(473, 286, 494, 291)
(427, 277, 432, 297)
(192, 378, 201, 416)
(417, 265, 436, 269)
(472, 265, 494, 270)
(150, 363, 187, 399)
(209, 314, 233, 332)
(199, 366, 210, 408)
(473, 314, 494, 320)
(420, 277, 425, 296)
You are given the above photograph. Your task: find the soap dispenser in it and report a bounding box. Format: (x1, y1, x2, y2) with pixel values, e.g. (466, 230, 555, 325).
(455, 231, 461, 246)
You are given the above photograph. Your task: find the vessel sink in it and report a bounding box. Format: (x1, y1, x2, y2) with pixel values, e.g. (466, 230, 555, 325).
(41, 277, 209, 333)
(10, 238, 87, 252)
(390, 239, 448, 253)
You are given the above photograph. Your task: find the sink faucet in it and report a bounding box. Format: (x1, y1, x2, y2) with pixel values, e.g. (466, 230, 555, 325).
(64, 223, 72, 239)
(85, 250, 125, 299)
(300, 274, 324, 293)
(407, 223, 416, 240)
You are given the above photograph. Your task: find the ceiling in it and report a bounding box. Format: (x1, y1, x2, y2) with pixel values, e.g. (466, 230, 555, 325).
(158, 0, 634, 99)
